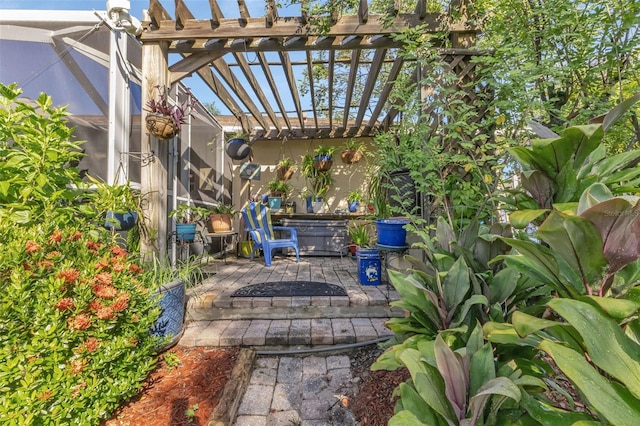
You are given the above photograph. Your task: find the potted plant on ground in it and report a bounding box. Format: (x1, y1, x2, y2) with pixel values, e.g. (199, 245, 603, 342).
(207, 203, 236, 233)
(144, 254, 204, 351)
(348, 222, 381, 285)
(144, 85, 191, 140)
(346, 189, 365, 213)
(276, 157, 296, 180)
(341, 138, 365, 164)
(313, 145, 336, 171)
(225, 132, 251, 160)
(169, 204, 209, 242)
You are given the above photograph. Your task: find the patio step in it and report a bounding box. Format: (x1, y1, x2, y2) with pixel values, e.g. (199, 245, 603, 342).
(180, 317, 395, 348)
(186, 287, 401, 321)
(180, 256, 404, 348)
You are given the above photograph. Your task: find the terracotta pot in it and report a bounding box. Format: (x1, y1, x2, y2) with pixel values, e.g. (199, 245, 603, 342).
(145, 114, 179, 140)
(340, 150, 363, 164)
(207, 213, 232, 233)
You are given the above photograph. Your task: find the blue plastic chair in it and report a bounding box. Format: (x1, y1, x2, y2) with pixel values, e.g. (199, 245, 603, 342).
(241, 202, 300, 267)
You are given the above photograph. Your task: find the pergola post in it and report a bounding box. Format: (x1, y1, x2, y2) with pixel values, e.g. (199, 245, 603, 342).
(141, 40, 170, 259)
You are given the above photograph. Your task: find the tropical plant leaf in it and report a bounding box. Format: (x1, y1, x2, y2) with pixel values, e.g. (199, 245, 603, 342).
(399, 348, 458, 424)
(519, 392, 597, 425)
(554, 160, 579, 203)
(579, 295, 640, 321)
(520, 170, 554, 209)
(469, 343, 496, 398)
(511, 310, 564, 337)
(488, 267, 520, 305)
(580, 197, 640, 274)
(509, 209, 549, 229)
(539, 339, 640, 425)
(458, 219, 480, 251)
(602, 91, 640, 132)
(436, 216, 456, 253)
(450, 295, 488, 329)
(561, 124, 603, 169)
(389, 383, 446, 426)
(388, 408, 432, 426)
(547, 298, 640, 400)
(577, 183, 613, 215)
(537, 211, 607, 290)
(434, 334, 468, 421)
(483, 322, 542, 347)
(463, 377, 521, 426)
(442, 257, 471, 314)
(496, 238, 581, 298)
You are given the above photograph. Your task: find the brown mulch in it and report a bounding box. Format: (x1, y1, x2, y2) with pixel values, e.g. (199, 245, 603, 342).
(347, 344, 411, 425)
(104, 346, 240, 426)
(104, 343, 407, 426)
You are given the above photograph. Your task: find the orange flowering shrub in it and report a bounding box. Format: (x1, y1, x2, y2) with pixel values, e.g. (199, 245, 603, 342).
(0, 224, 162, 424)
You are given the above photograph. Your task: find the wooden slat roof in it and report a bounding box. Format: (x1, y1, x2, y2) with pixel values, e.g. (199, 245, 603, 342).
(140, 0, 479, 141)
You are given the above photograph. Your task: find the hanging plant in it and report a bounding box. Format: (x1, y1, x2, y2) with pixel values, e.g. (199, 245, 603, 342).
(144, 86, 192, 140)
(276, 157, 296, 180)
(340, 138, 365, 164)
(313, 145, 336, 171)
(225, 132, 251, 160)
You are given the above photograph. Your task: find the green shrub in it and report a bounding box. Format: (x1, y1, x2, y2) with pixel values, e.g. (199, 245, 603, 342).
(0, 224, 162, 424)
(0, 83, 162, 424)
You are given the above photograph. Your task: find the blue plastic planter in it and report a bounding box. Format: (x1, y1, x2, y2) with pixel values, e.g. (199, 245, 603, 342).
(176, 223, 197, 242)
(376, 218, 409, 247)
(356, 247, 381, 286)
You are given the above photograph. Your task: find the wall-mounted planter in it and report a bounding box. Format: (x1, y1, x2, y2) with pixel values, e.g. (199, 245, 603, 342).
(103, 211, 138, 231)
(225, 138, 251, 160)
(145, 113, 179, 140)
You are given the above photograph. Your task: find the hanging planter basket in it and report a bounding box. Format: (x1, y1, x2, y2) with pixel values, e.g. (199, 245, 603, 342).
(313, 155, 333, 172)
(340, 150, 363, 164)
(225, 138, 251, 160)
(276, 165, 295, 181)
(145, 113, 180, 140)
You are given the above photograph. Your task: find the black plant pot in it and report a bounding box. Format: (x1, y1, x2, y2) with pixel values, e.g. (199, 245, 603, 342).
(225, 138, 251, 160)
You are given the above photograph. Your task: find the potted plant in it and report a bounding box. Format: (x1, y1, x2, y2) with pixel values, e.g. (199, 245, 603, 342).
(169, 204, 209, 242)
(276, 157, 296, 181)
(267, 178, 291, 210)
(313, 145, 336, 171)
(347, 222, 372, 255)
(144, 85, 191, 140)
(348, 222, 381, 285)
(85, 175, 141, 232)
(207, 203, 236, 233)
(301, 153, 334, 210)
(346, 189, 365, 213)
(144, 255, 204, 351)
(341, 138, 365, 164)
(225, 132, 251, 160)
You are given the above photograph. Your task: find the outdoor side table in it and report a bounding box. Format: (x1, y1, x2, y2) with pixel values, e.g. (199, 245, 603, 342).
(206, 231, 238, 263)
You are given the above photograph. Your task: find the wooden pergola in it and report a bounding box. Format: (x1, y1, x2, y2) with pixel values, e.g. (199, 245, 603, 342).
(137, 0, 480, 255)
